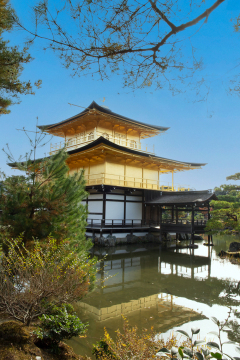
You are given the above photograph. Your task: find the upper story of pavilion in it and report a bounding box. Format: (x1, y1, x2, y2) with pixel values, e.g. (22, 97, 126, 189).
(37, 101, 206, 192)
(38, 101, 169, 155)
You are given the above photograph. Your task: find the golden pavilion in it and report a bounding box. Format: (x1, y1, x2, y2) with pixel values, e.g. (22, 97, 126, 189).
(38, 101, 215, 242)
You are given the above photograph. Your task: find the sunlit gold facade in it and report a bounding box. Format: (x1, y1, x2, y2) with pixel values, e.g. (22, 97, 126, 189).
(40, 101, 205, 191)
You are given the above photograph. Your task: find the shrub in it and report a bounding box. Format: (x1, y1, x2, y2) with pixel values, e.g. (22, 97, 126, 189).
(34, 304, 88, 350)
(92, 317, 186, 360)
(0, 236, 96, 326)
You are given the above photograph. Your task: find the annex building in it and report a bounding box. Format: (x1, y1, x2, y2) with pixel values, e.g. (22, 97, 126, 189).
(39, 101, 216, 242)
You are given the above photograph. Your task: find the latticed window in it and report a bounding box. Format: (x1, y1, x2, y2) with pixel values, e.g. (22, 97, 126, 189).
(130, 140, 137, 149)
(88, 132, 94, 141)
(102, 132, 109, 140)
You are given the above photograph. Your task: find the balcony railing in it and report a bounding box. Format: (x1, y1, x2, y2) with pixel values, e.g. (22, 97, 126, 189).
(85, 172, 190, 191)
(49, 130, 155, 155)
(86, 219, 207, 228)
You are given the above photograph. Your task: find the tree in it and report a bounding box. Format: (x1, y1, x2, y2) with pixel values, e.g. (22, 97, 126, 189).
(0, 0, 41, 115)
(0, 129, 91, 251)
(14, 0, 228, 95)
(0, 236, 95, 326)
(205, 173, 240, 235)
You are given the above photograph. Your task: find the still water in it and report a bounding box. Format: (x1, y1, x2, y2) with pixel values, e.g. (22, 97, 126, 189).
(68, 236, 240, 358)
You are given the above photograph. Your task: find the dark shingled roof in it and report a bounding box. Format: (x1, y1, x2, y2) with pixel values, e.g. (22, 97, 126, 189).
(38, 101, 169, 132)
(144, 190, 217, 205)
(68, 136, 207, 168)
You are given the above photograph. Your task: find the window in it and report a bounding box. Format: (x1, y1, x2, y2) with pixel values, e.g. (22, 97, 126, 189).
(130, 140, 137, 149)
(88, 132, 94, 141)
(102, 132, 109, 140)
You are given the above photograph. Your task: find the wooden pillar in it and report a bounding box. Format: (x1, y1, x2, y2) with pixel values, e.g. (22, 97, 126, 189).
(191, 205, 195, 245)
(159, 206, 162, 224)
(172, 171, 174, 190)
(124, 191, 126, 222)
(176, 207, 178, 224)
(102, 191, 106, 221)
(124, 159, 126, 186)
(171, 205, 174, 222)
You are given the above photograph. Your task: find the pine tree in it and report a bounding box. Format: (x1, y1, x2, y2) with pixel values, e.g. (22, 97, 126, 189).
(206, 173, 240, 235)
(0, 0, 41, 115)
(0, 145, 91, 252)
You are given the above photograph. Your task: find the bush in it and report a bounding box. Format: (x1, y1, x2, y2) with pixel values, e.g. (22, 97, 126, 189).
(0, 236, 96, 326)
(34, 304, 88, 350)
(92, 318, 186, 360)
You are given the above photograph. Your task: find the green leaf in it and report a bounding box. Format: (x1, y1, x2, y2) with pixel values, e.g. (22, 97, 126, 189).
(222, 326, 232, 331)
(195, 352, 204, 360)
(210, 352, 222, 359)
(178, 347, 184, 358)
(222, 341, 237, 345)
(183, 348, 193, 357)
(155, 352, 169, 357)
(157, 348, 171, 354)
(171, 347, 178, 355)
(191, 327, 200, 335)
(194, 340, 206, 346)
(176, 330, 190, 339)
(201, 348, 210, 357)
(207, 342, 220, 349)
(211, 317, 219, 325)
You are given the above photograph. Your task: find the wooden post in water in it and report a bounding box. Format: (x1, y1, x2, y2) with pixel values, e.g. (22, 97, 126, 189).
(191, 205, 195, 246)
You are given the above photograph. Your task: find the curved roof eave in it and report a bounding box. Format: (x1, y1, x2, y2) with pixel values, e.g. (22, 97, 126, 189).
(68, 136, 207, 168)
(38, 101, 169, 132)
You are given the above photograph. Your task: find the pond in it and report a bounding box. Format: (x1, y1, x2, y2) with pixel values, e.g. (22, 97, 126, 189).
(68, 235, 240, 358)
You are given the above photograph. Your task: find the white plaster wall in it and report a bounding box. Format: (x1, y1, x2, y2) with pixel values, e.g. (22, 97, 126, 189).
(88, 194, 103, 200)
(88, 201, 103, 213)
(87, 214, 103, 220)
(106, 201, 124, 219)
(126, 202, 142, 220)
(106, 194, 124, 200)
(126, 195, 142, 201)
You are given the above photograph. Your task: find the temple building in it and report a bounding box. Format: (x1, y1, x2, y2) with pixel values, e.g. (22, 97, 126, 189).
(38, 101, 216, 242)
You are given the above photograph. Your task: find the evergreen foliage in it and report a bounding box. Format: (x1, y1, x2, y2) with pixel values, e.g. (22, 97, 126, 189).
(34, 303, 88, 350)
(0, 144, 90, 251)
(206, 173, 240, 235)
(0, 0, 41, 115)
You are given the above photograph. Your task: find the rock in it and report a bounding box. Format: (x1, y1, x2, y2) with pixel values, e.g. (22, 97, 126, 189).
(229, 242, 240, 253)
(193, 235, 203, 240)
(164, 232, 172, 241)
(97, 235, 116, 247)
(126, 234, 139, 244)
(0, 321, 30, 344)
(218, 250, 227, 257)
(140, 234, 155, 243)
(106, 235, 116, 247)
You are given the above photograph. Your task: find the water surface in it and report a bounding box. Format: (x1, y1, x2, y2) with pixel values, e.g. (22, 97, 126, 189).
(69, 236, 240, 358)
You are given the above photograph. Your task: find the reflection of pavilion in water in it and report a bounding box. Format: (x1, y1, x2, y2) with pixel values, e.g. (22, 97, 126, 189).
(71, 246, 213, 357)
(76, 246, 211, 327)
(77, 292, 201, 332)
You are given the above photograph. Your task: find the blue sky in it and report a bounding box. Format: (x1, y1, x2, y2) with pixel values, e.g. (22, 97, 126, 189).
(1, 0, 240, 190)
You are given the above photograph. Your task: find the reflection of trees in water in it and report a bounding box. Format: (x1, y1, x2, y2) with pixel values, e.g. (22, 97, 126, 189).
(215, 280, 240, 344)
(227, 315, 240, 343)
(213, 234, 240, 254)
